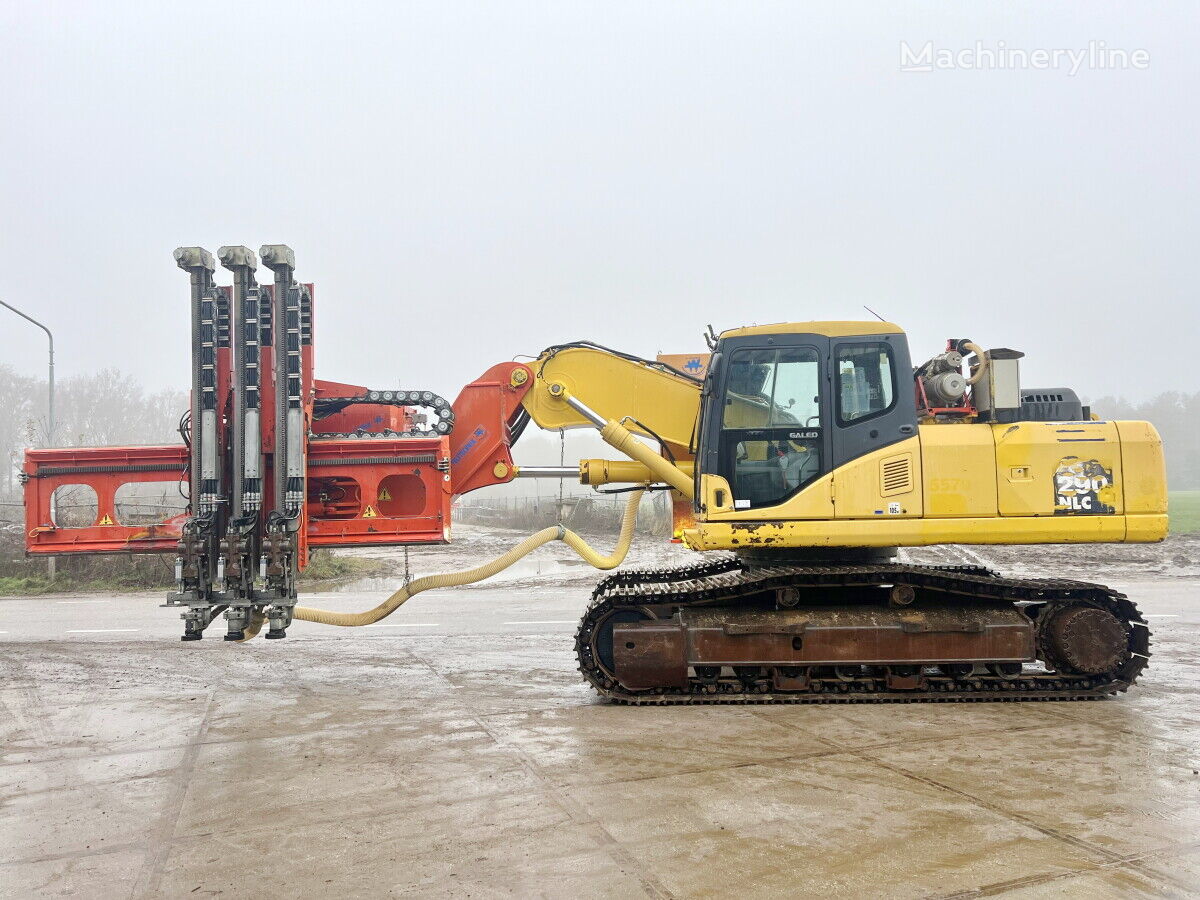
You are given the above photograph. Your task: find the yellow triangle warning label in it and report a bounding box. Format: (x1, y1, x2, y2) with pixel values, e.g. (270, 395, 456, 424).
(378, 487, 392, 501)
(97, 514, 115, 525)
(362, 505, 379, 518)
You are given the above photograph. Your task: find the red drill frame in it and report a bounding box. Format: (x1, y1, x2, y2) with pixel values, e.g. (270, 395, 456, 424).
(23, 444, 190, 555)
(21, 369, 534, 559)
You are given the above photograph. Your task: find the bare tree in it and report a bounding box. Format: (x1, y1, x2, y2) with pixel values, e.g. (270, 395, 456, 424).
(1090, 392, 1200, 490)
(0, 364, 39, 498)
(0, 366, 187, 502)
(55, 369, 186, 447)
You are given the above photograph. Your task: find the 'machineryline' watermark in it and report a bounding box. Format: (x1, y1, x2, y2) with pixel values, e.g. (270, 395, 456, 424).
(900, 40, 1150, 74)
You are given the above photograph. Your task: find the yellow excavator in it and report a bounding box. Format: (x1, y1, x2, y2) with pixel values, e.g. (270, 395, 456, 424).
(292, 322, 1165, 703)
(22, 247, 1166, 703)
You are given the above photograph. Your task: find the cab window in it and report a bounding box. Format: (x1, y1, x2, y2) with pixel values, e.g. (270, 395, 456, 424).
(720, 347, 822, 508)
(836, 343, 895, 425)
(723, 347, 820, 428)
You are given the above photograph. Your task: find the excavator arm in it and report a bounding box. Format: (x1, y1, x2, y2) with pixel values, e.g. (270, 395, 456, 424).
(520, 343, 701, 456)
(444, 343, 703, 499)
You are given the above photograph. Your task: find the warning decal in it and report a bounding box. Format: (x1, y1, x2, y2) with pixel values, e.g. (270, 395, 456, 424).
(1053, 457, 1117, 516)
(362, 505, 379, 518)
(97, 513, 115, 525)
(378, 487, 392, 501)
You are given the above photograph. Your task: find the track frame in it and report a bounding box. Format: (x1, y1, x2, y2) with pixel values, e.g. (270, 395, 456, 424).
(575, 559, 1150, 704)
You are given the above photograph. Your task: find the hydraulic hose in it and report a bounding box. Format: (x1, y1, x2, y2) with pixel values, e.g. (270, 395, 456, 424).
(963, 341, 989, 385)
(239, 489, 644, 638)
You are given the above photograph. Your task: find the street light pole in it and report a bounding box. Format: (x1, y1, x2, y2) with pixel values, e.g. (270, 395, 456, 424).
(1, 298, 56, 579)
(0, 299, 54, 446)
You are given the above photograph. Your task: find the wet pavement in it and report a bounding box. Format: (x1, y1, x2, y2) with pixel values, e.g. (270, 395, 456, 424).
(1, 543, 1198, 897)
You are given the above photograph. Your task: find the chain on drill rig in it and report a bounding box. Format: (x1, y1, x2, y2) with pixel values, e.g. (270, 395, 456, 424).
(311, 389, 456, 439)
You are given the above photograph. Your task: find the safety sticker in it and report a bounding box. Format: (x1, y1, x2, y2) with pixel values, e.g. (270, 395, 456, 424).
(378, 487, 392, 501)
(362, 505, 379, 518)
(97, 513, 115, 525)
(1053, 457, 1116, 515)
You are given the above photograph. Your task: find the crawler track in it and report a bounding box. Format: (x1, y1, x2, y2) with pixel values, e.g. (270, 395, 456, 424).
(574, 558, 1150, 704)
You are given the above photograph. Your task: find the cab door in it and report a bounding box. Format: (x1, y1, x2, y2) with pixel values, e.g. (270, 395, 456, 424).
(829, 334, 916, 467)
(830, 334, 921, 517)
(700, 335, 830, 511)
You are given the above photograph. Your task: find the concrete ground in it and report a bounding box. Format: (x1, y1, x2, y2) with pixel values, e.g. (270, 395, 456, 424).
(1, 540, 1198, 898)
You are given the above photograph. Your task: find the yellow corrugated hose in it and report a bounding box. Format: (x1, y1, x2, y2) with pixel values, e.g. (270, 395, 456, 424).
(238, 489, 644, 640)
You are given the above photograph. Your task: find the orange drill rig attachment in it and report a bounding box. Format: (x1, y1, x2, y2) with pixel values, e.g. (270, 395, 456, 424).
(21, 245, 537, 641)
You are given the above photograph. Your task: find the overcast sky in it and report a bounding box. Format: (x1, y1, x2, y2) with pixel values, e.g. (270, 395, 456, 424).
(0, 2, 1195, 405)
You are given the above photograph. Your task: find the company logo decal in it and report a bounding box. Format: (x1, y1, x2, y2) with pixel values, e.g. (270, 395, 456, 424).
(452, 426, 487, 465)
(1053, 457, 1116, 515)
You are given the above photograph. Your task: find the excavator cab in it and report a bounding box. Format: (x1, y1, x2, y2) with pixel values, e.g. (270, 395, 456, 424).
(697, 323, 915, 512)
